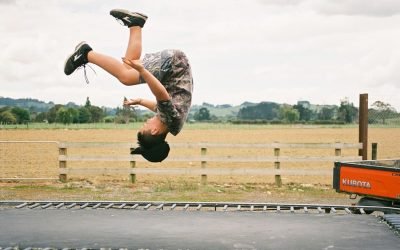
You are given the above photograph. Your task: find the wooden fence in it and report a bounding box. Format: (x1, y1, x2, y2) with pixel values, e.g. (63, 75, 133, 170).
(58, 142, 363, 186)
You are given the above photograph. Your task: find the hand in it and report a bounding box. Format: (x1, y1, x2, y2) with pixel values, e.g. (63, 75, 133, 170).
(123, 98, 142, 107)
(122, 57, 145, 72)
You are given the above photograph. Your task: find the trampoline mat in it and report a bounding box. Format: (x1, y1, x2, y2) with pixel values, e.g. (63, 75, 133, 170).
(1, 209, 399, 249)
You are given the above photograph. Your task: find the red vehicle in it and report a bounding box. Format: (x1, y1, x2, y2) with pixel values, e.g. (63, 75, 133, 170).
(333, 159, 400, 212)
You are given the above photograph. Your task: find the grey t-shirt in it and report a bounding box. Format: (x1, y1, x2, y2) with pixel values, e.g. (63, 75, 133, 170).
(140, 50, 193, 135)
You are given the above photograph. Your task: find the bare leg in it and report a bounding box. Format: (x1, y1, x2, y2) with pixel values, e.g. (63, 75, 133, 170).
(123, 26, 142, 69)
(88, 51, 140, 85)
(86, 27, 143, 86)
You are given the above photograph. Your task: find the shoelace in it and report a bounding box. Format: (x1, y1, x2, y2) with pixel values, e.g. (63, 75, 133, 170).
(77, 64, 96, 84)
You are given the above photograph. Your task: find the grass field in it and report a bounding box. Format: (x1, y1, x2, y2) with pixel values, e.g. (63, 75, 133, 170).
(0, 123, 399, 203)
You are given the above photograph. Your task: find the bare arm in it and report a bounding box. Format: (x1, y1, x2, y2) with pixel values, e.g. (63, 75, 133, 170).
(122, 58, 170, 101)
(124, 98, 157, 112)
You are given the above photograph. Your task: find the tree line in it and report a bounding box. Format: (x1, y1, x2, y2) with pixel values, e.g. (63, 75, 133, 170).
(192, 99, 398, 125)
(0, 97, 398, 125)
(0, 97, 138, 125)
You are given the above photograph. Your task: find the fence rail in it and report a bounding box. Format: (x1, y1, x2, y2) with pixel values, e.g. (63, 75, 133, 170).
(58, 155, 361, 163)
(0, 140, 363, 185)
(59, 167, 332, 176)
(57, 141, 363, 186)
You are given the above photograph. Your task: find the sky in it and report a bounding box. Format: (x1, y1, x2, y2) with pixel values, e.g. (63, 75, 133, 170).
(1, 0, 400, 110)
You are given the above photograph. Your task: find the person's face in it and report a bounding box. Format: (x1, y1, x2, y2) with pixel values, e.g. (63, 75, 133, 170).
(140, 116, 168, 135)
(140, 117, 157, 135)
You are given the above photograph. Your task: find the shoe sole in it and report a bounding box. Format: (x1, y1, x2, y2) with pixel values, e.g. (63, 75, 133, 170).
(64, 41, 87, 75)
(110, 9, 148, 21)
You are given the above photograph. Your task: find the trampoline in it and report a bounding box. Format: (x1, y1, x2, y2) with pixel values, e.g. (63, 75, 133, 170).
(0, 201, 399, 249)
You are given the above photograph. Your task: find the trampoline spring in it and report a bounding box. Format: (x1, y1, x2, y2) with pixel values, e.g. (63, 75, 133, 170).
(383, 215, 399, 220)
(171, 204, 177, 210)
(41, 203, 53, 209)
(156, 204, 164, 210)
(28, 203, 40, 209)
(384, 214, 400, 219)
(105, 203, 114, 209)
(93, 203, 102, 209)
(317, 207, 323, 213)
(237, 205, 241, 211)
(184, 204, 190, 211)
(80, 203, 90, 209)
(196, 204, 202, 211)
(144, 204, 152, 210)
(304, 207, 308, 213)
(344, 208, 352, 214)
(277, 206, 281, 213)
(15, 202, 28, 209)
(390, 222, 400, 227)
(223, 205, 228, 211)
(66, 203, 77, 209)
(55, 203, 65, 209)
(118, 203, 127, 209)
(290, 206, 295, 213)
(130, 204, 139, 210)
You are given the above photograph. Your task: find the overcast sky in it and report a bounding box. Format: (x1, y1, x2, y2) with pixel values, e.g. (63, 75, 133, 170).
(1, 0, 400, 110)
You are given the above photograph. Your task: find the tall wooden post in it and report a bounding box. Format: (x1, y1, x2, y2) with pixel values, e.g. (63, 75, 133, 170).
(359, 93, 368, 160)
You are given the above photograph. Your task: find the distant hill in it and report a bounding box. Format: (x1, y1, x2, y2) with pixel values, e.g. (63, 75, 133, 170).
(1, 96, 343, 120)
(189, 102, 256, 119)
(0, 97, 127, 116)
(0, 97, 55, 112)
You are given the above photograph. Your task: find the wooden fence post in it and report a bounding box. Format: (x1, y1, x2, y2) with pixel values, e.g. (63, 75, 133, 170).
(335, 142, 341, 157)
(59, 146, 67, 183)
(130, 148, 136, 183)
(371, 143, 378, 160)
(201, 147, 207, 185)
(359, 93, 368, 160)
(274, 146, 282, 187)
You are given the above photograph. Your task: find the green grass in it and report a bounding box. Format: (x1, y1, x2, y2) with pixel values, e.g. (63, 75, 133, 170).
(153, 178, 199, 192)
(0, 181, 349, 204)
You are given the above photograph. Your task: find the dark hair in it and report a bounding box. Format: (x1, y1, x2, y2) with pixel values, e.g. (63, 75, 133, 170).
(131, 132, 169, 162)
(137, 132, 167, 149)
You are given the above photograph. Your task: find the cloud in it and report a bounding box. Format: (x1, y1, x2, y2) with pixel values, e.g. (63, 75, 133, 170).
(0, 0, 15, 5)
(261, 0, 400, 17)
(258, 0, 304, 6)
(310, 0, 400, 17)
(1, 0, 400, 110)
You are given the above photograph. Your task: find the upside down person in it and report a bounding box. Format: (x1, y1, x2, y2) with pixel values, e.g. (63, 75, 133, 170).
(64, 9, 193, 162)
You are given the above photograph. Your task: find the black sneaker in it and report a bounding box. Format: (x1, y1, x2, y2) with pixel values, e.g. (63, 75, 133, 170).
(64, 41, 92, 75)
(110, 9, 147, 28)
